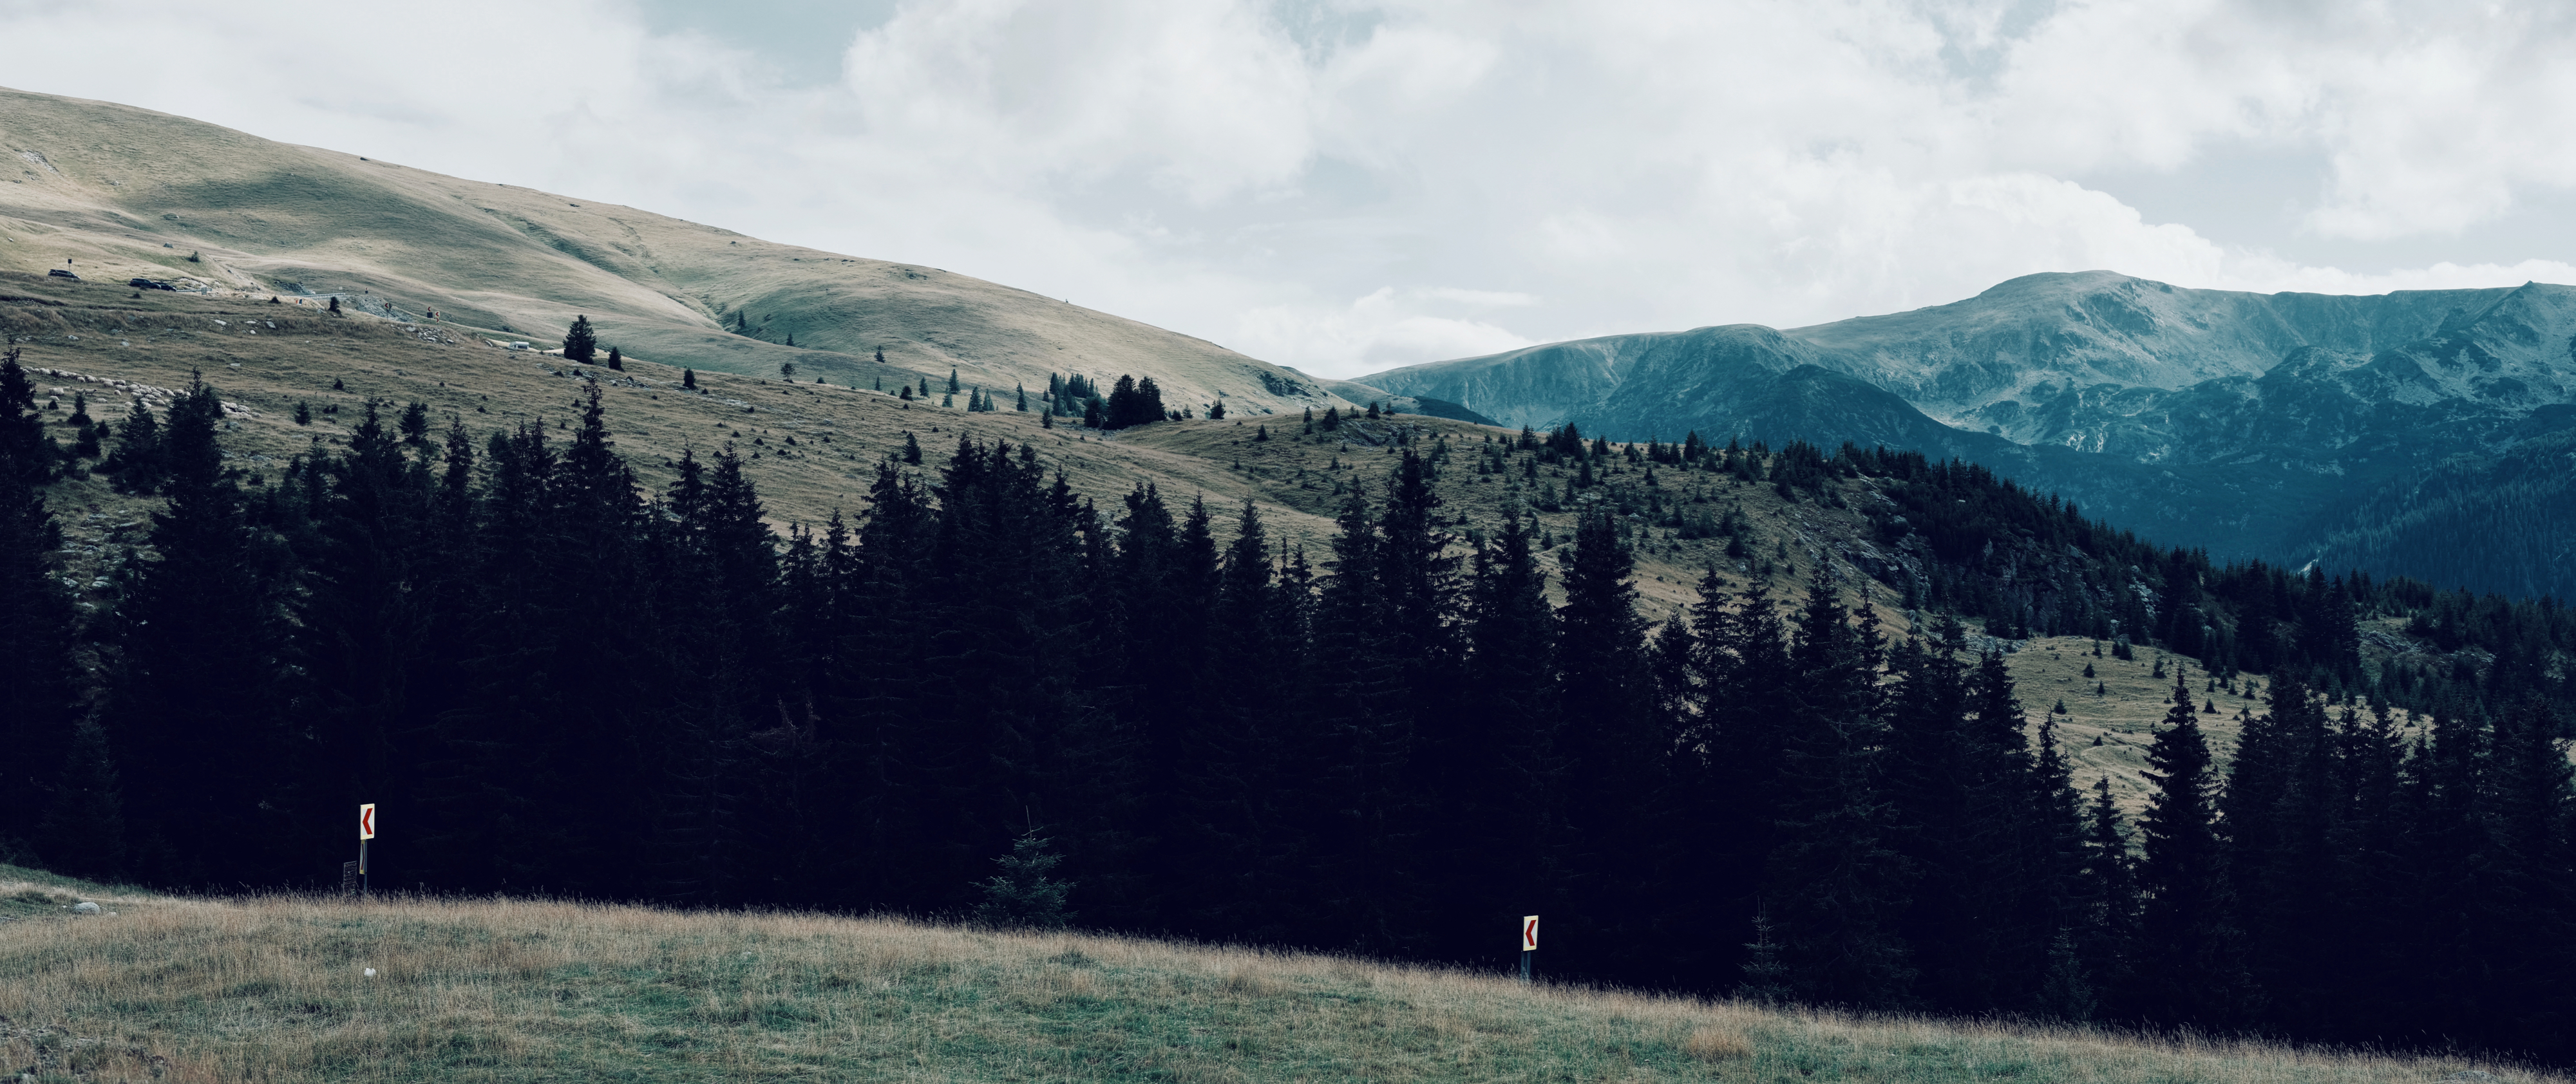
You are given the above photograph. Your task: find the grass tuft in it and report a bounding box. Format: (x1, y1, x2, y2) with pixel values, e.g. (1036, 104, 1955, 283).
(1683, 1022, 1755, 1061)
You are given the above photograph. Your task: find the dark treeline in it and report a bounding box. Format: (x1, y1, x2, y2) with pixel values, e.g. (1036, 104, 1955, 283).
(4, 352, 2573, 1061)
(1505, 423, 2573, 722)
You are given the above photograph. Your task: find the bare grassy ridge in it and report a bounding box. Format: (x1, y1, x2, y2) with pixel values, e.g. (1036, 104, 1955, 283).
(0, 87, 1341, 417)
(0, 868, 2543, 1083)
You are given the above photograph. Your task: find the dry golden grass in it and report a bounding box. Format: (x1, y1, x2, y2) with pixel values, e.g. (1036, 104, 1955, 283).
(0, 868, 2551, 1083)
(0, 86, 1341, 419)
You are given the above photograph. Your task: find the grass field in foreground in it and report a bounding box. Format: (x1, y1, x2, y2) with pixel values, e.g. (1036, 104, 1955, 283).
(0, 867, 2543, 1084)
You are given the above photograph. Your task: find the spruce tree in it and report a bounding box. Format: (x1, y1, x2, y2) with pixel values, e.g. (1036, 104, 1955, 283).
(1553, 506, 1667, 978)
(2134, 671, 2253, 1026)
(1439, 504, 1562, 956)
(1175, 498, 1305, 938)
(2464, 692, 2576, 1049)
(1303, 486, 1425, 952)
(0, 346, 81, 864)
(683, 368, 698, 390)
(2076, 776, 2139, 1016)
(35, 721, 124, 879)
(106, 373, 292, 885)
(0, 347, 57, 487)
(973, 831, 1074, 928)
(1764, 566, 1913, 1006)
(2223, 675, 2332, 1029)
(562, 315, 597, 363)
(290, 399, 446, 884)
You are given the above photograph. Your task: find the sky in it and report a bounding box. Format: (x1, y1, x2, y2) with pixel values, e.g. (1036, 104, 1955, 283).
(5, 0, 2573, 378)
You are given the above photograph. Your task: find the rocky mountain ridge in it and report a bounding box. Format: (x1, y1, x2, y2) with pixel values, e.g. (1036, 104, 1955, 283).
(1361, 272, 2576, 597)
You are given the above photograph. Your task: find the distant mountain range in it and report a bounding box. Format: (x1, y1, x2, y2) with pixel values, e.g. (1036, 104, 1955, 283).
(1361, 271, 2576, 599)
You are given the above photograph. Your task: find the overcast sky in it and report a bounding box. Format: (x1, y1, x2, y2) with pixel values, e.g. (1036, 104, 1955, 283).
(6, 0, 2573, 377)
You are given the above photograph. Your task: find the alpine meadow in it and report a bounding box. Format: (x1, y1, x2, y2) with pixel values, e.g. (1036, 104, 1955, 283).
(3, 29, 2575, 1084)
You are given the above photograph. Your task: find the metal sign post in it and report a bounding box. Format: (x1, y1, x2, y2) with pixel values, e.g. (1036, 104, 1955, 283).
(357, 803, 375, 897)
(1520, 915, 1539, 984)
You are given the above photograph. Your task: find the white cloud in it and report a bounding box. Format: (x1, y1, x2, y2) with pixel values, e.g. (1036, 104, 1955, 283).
(1236, 286, 1538, 372)
(3, 0, 2572, 377)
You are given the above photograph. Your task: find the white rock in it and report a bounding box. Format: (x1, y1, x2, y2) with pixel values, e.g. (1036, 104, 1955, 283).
(71, 901, 100, 914)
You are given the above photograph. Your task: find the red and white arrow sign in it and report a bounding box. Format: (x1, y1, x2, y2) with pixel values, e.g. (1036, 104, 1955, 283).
(359, 803, 376, 841)
(1522, 915, 1540, 951)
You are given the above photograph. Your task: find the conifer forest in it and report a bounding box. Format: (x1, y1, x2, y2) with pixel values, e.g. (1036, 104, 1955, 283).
(6, 348, 2576, 1061)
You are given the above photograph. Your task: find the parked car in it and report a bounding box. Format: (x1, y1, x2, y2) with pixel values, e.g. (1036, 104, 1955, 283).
(48, 268, 79, 281)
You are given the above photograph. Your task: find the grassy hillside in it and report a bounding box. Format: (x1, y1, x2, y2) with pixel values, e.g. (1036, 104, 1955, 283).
(0, 869, 2539, 1084)
(0, 86, 1346, 417)
(11, 267, 2442, 815)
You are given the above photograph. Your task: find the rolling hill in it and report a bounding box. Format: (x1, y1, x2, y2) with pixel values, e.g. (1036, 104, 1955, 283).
(0, 86, 1349, 420)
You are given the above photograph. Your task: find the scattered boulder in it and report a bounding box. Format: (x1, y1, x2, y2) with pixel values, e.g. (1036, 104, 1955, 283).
(70, 901, 100, 915)
(128, 277, 176, 291)
(47, 268, 79, 281)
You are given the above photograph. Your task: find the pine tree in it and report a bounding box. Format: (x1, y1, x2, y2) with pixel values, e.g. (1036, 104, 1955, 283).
(2134, 671, 2253, 1026)
(2075, 776, 2139, 1016)
(1173, 498, 1307, 939)
(683, 368, 698, 390)
(399, 400, 430, 445)
(1739, 910, 1793, 1004)
(606, 346, 623, 371)
(973, 831, 1074, 928)
(34, 721, 125, 879)
(2223, 675, 2331, 1029)
(1553, 506, 1667, 978)
(1763, 566, 1914, 1006)
(1302, 486, 1425, 952)
(2463, 692, 2576, 1049)
(289, 398, 448, 888)
(106, 373, 294, 885)
(563, 315, 597, 363)
(0, 347, 57, 487)
(0, 346, 81, 864)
